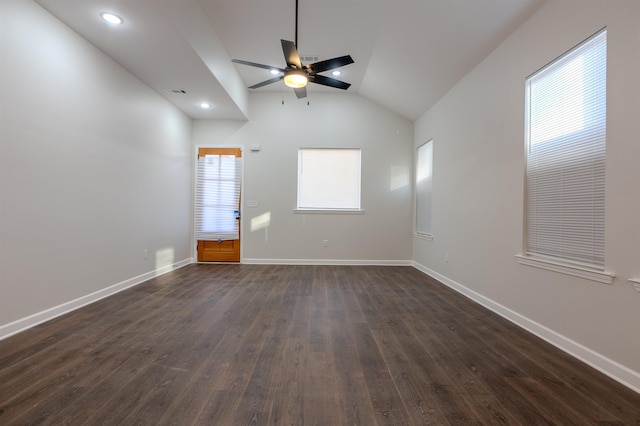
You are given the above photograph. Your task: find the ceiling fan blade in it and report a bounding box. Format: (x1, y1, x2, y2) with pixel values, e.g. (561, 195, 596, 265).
(249, 76, 284, 89)
(281, 40, 302, 69)
(308, 55, 354, 74)
(310, 74, 351, 90)
(294, 86, 307, 99)
(232, 59, 284, 73)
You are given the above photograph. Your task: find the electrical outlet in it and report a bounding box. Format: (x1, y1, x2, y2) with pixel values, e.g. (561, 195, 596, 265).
(144, 249, 148, 260)
(323, 240, 329, 247)
(445, 253, 449, 263)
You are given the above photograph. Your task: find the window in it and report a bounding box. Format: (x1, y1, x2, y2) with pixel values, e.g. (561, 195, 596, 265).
(194, 149, 242, 241)
(297, 148, 361, 211)
(524, 29, 607, 270)
(416, 140, 433, 236)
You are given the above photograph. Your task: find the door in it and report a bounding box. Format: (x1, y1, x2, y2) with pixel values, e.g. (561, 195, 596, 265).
(195, 147, 242, 262)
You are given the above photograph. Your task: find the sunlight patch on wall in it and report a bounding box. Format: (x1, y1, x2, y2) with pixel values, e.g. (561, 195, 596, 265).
(251, 212, 271, 243)
(251, 212, 271, 232)
(390, 166, 410, 191)
(155, 247, 175, 273)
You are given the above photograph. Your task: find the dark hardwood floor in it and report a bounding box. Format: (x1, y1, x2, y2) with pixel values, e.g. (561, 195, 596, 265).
(1, 264, 639, 425)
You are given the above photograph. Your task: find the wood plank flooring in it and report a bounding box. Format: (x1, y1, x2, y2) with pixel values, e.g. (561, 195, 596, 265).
(1, 264, 639, 425)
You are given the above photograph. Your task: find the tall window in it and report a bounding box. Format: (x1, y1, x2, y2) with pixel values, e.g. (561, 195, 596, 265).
(297, 148, 361, 210)
(524, 29, 607, 269)
(416, 140, 433, 236)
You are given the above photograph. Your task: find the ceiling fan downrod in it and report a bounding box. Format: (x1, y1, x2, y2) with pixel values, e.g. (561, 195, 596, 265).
(294, 0, 299, 48)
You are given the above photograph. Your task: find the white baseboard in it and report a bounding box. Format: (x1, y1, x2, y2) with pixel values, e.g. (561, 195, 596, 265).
(242, 258, 413, 266)
(0, 258, 193, 341)
(411, 261, 640, 395)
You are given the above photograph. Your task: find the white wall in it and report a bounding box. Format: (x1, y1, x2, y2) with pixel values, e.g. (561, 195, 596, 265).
(0, 0, 193, 335)
(193, 92, 414, 263)
(413, 0, 640, 390)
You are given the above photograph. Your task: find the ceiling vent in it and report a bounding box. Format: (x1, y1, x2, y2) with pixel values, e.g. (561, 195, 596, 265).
(164, 89, 187, 94)
(300, 55, 319, 63)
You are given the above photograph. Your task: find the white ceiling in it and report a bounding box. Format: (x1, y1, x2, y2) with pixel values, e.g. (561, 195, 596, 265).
(35, 0, 544, 121)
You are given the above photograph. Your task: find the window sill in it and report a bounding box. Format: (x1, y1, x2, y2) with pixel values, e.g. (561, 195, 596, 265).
(293, 209, 364, 215)
(515, 254, 614, 285)
(414, 233, 434, 242)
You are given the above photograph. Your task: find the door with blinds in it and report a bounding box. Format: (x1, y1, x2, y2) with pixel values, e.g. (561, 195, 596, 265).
(195, 148, 242, 262)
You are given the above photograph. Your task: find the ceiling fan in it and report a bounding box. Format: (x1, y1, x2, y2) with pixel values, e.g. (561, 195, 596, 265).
(231, 0, 354, 99)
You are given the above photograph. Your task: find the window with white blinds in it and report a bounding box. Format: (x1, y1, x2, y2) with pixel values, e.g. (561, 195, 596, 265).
(194, 154, 242, 241)
(416, 140, 433, 236)
(525, 29, 607, 269)
(297, 148, 361, 210)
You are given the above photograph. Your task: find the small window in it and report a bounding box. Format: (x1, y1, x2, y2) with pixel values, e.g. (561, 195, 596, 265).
(297, 148, 361, 210)
(524, 29, 607, 269)
(416, 140, 433, 236)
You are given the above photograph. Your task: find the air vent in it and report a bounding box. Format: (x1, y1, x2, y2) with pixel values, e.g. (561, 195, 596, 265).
(300, 55, 319, 63)
(164, 89, 187, 94)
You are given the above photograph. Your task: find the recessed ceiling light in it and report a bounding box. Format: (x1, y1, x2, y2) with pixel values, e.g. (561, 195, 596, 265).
(332, 70, 342, 77)
(270, 69, 280, 75)
(199, 102, 212, 109)
(100, 12, 123, 25)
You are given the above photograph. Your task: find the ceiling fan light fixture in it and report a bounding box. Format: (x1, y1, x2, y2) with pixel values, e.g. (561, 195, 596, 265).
(284, 69, 308, 88)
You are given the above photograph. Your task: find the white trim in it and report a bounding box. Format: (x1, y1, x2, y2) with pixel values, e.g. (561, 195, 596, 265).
(630, 278, 640, 293)
(0, 258, 193, 341)
(293, 209, 365, 215)
(413, 232, 434, 242)
(243, 258, 411, 266)
(412, 261, 640, 395)
(515, 254, 614, 285)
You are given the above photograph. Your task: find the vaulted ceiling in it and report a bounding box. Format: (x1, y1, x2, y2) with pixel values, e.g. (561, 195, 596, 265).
(35, 0, 544, 121)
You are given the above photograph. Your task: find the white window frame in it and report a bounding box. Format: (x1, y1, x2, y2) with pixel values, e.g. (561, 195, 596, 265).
(294, 148, 363, 214)
(517, 29, 613, 284)
(415, 140, 433, 240)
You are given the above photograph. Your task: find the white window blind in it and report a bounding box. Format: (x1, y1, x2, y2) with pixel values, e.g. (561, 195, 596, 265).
(297, 148, 361, 210)
(416, 140, 433, 235)
(195, 154, 242, 241)
(525, 29, 607, 268)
